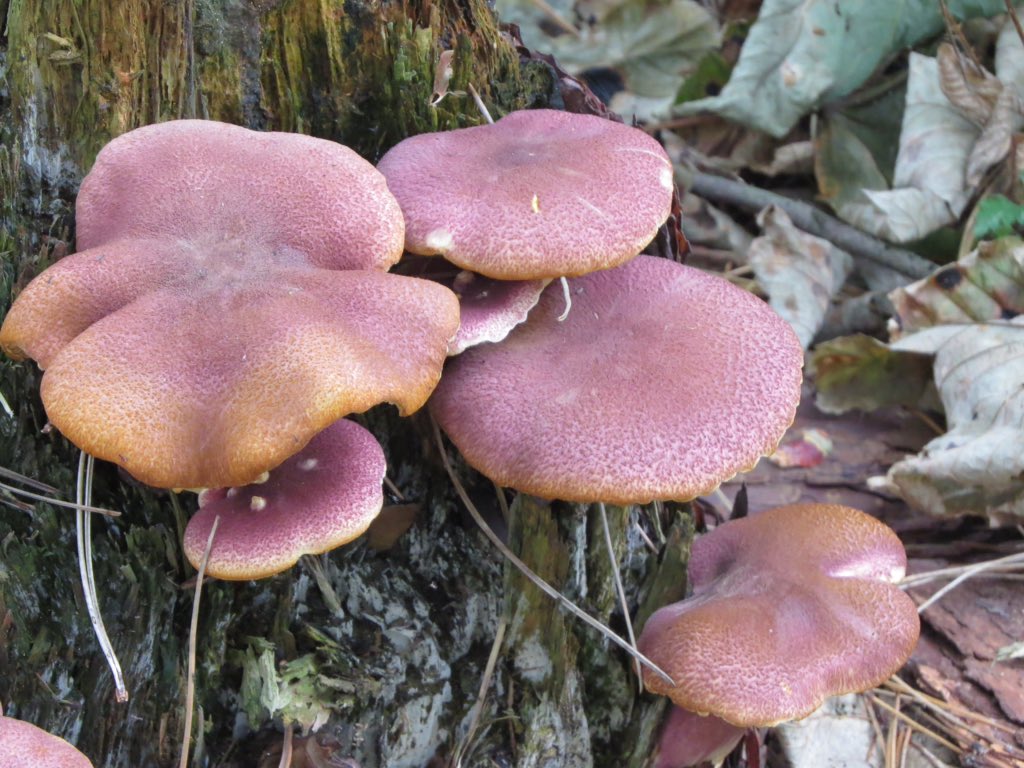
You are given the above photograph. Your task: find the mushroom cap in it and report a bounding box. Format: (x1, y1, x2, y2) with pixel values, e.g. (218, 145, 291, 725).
(653, 707, 745, 768)
(183, 419, 385, 580)
(377, 109, 674, 280)
(429, 255, 803, 504)
(0, 716, 93, 768)
(0, 120, 457, 489)
(638, 504, 921, 727)
(448, 271, 548, 355)
(76, 120, 404, 269)
(38, 267, 458, 489)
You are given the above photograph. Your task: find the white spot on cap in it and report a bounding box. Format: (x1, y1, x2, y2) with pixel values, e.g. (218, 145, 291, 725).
(250, 495, 267, 512)
(299, 457, 318, 471)
(531, 194, 541, 213)
(426, 228, 454, 253)
(226, 488, 239, 499)
(253, 471, 270, 484)
(659, 167, 673, 190)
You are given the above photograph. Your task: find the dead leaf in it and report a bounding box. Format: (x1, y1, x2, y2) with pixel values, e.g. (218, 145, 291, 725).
(887, 320, 1024, 522)
(748, 206, 852, 348)
(890, 236, 1024, 337)
(811, 334, 936, 414)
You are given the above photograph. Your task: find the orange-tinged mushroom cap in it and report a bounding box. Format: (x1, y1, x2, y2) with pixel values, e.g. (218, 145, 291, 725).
(0, 716, 93, 768)
(183, 419, 385, 580)
(429, 255, 803, 504)
(0, 121, 458, 489)
(638, 504, 920, 727)
(377, 109, 674, 280)
(39, 268, 458, 489)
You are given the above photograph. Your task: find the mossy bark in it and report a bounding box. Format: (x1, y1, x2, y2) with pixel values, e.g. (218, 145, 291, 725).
(0, 1, 694, 766)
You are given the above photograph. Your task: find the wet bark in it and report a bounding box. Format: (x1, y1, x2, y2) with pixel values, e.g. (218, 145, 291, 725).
(0, 1, 694, 766)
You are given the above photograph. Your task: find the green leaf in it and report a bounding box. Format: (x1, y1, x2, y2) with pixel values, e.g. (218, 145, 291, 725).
(496, 0, 720, 119)
(674, 0, 1005, 137)
(974, 195, 1024, 240)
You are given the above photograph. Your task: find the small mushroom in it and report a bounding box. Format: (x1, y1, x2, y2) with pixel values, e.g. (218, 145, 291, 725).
(377, 109, 674, 280)
(430, 255, 803, 504)
(0, 715, 93, 768)
(183, 419, 386, 580)
(638, 503, 920, 765)
(447, 271, 548, 355)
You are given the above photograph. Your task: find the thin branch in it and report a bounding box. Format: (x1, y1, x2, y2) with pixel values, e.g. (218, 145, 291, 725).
(912, 551, 1024, 613)
(452, 615, 508, 767)
(179, 515, 220, 768)
(76, 452, 128, 702)
(599, 502, 642, 693)
(277, 723, 294, 768)
(432, 418, 675, 686)
(688, 172, 935, 279)
(1006, 0, 1024, 51)
(467, 83, 493, 125)
(2, 482, 120, 517)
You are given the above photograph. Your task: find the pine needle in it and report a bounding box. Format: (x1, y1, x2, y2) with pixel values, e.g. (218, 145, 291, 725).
(179, 515, 220, 768)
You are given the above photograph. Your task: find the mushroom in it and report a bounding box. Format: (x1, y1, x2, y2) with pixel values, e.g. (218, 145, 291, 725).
(0, 715, 94, 768)
(429, 255, 803, 504)
(377, 109, 675, 281)
(446, 271, 548, 355)
(0, 120, 459, 489)
(638, 503, 921, 766)
(182, 419, 386, 580)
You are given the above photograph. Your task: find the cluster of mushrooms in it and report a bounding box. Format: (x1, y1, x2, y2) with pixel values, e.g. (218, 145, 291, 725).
(0, 111, 919, 765)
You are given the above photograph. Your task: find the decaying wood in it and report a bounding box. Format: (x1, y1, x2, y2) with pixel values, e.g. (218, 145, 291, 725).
(0, 2, 695, 766)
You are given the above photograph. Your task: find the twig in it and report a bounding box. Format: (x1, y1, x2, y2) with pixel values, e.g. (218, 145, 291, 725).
(688, 172, 935, 279)
(0, 465, 58, 494)
(432, 418, 675, 686)
(277, 723, 294, 768)
(865, 692, 962, 755)
(180, 515, 220, 768)
(599, 502, 642, 693)
(76, 452, 128, 702)
(900, 551, 1024, 588)
(912, 551, 1024, 612)
(1006, 0, 1024, 50)
(2, 481, 120, 516)
(452, 615, 508, 767)
(0, 389, 12, 418)
(527, 0, 580, 38)
(467, 83, 493, 125)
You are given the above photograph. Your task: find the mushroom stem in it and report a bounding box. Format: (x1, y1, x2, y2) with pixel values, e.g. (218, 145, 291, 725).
(598, 502, 643, 693)
(433, 418, 675, 686)
(75, 451, 128, 702)
(467, 83, 494, 125)
(278, 722, 294, 768)
(556, 276, 572, 322)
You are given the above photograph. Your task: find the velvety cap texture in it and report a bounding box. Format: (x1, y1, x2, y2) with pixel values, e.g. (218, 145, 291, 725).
(0, 717, 93, 768)
(76, 119, 404, 270)
(39, 268, 458, 489)
(377, 109, 674, 280)
(184, 419, 386, 580)
(448, 272, 548, 355)
(430, 255, 803, 504)
(638, 504, 920, 727)
(0, 120, 456, 489)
